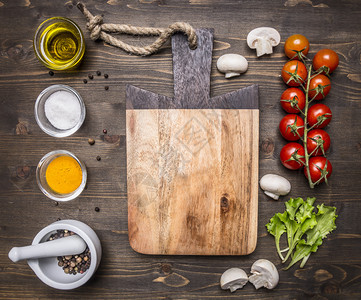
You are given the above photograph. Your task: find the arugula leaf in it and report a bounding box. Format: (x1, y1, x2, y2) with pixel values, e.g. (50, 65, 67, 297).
(266, 214, 287, 260)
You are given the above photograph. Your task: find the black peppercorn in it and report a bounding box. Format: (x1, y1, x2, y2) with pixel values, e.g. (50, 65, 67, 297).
(50, 230, 91, 275)
(104, 73, 108, 78)
(96, 71, 101, 76)
(83, 79, 88, 84)
(96, 156, 101, 161)
(104, 86, 109, 90)
(95, 207, 100, 212)
(49, 71, 54, 76)
(88, 74, 94, 80)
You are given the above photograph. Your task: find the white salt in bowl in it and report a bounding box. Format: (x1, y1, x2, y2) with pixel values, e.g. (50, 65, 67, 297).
(35, 85, 86, 137)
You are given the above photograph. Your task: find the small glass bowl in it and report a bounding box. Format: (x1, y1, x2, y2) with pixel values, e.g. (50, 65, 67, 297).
(36, 150, 87, 202)
(35, 85, 86, 138)
(33, 17, 85, 70)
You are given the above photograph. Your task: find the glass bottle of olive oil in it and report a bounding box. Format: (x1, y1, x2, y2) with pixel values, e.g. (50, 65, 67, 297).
(35, 17, 85, 70)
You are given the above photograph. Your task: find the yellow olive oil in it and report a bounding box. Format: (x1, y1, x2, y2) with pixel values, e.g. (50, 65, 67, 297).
(37, 18, 85, 70)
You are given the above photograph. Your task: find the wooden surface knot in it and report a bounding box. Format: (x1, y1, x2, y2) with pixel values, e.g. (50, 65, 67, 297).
(16, 166, 31, 179)
(220, 196, 230, 213)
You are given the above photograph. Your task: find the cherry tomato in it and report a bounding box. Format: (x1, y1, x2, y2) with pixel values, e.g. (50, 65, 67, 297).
(280, 88, 306, 113)
(307, 104, 332, 128)
(308, 74, 331, 100)
(307, 129, 331, 156)
(280, 142, 305, 170)
(282, 61, 307, 87)
(284, 34, 310, 60)
(279, 114, 304, 141)
(313, 49, 339, 74)
(304, 156, 332, 183)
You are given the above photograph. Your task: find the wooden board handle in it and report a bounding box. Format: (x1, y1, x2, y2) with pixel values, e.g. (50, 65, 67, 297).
(172, 29, 214, 108)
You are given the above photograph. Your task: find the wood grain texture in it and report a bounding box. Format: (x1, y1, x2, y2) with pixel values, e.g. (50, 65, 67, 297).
(126, 84, 259, 109)
(0, 0, 361, 298)
(172, 29, 213, 108)
(127, 29, 258, 255)
(127, 109, 259, 255)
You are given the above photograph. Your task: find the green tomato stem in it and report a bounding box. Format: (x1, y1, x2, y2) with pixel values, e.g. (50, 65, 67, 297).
(304, 65, 315, 189)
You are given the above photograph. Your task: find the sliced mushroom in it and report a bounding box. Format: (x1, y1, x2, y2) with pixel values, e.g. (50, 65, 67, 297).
(220, 267, 248, 292)
(216, 54, 248, 78)
(259, 174, 291, 200)
(247, 27, 281, 57)
(249, 259, 279, 289)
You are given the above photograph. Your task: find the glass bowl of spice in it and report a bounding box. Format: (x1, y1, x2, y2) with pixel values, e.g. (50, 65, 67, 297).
(36, 150, 87, 201)
(35, 84, 86, 137)
(33, 17, 85, 70)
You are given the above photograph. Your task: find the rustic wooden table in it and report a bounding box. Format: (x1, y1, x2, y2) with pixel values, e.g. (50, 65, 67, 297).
(1, 0, 360, 299)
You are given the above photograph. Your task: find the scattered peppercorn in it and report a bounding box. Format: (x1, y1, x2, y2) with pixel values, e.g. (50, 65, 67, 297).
(49, 71, 54, 76)
(104, 86, 109, 90)
(83, 79, 88, 84)
(103, 129, 107, 134)
(55, 201, 59, 206)
(104, 73, 108, 78)
(88, 138, 95, 145)
(88, 74, 94, 80)
(95, 207, 100, 212)
(96, 71, 101, 76)
(96, 156, 101, 161)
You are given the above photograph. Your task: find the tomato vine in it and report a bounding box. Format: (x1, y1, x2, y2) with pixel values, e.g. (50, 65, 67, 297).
(280, 35, 338, 188)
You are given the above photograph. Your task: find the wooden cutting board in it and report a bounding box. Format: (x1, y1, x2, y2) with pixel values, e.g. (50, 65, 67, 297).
(126, 29, 259, 255)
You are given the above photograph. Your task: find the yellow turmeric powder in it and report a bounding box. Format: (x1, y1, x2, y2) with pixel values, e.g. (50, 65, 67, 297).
(46, 155, 82, 194)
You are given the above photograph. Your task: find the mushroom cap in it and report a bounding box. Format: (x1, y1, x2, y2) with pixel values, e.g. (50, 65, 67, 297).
(259, 174, 291, 198)
(220, 267, 248, 292)
(249, 259, 279, 289)
(247, 27, 281, 48)
(216, 54, 248, 74)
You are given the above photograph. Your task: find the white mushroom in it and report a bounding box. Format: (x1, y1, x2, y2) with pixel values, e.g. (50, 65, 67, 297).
(247, 27, 281, 57)
(249, 259, 279, 290)
(216, 54, 248, 78)
(259, 174, 291, 200)
(220, 268, 248, 292)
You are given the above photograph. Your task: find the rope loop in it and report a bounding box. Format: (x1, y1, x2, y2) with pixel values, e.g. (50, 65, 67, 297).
(77, 2, 197, 56)
(87, 15, 103, 41)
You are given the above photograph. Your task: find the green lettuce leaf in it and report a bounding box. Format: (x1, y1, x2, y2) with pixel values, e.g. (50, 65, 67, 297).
(285, 197, 304, 220)
(277, 211, 298, 249)
(306, 204, 338, 240)
(266, 214, 286, 260)
(266, 197, 338, 270)
(285, 204, 337, 269)
(284, 236, 323, 270)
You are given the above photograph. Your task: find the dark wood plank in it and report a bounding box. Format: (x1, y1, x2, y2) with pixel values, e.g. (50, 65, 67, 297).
(172, 28, 213, 108)
(0, 0, 361, 299)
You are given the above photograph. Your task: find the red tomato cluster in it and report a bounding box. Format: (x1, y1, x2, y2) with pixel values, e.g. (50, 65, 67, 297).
(279, 34, 338, 186)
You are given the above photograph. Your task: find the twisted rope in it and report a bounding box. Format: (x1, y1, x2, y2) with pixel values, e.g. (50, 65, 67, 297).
(77, 2, 197, 56)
